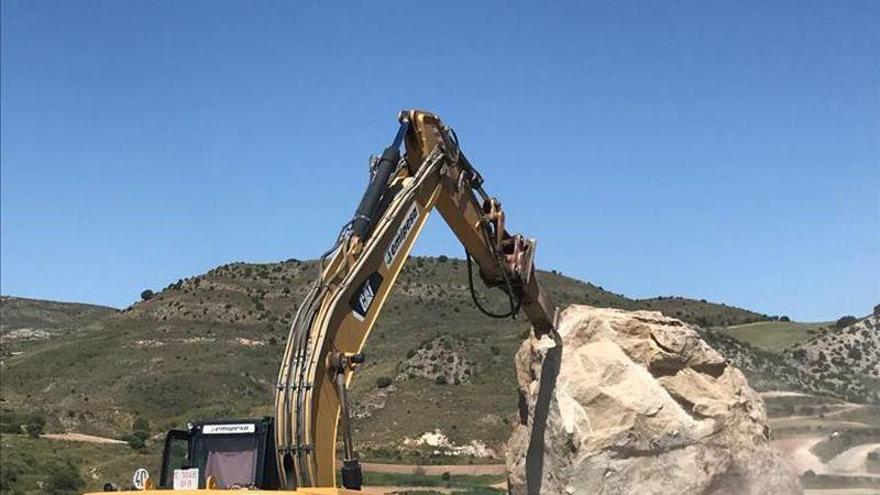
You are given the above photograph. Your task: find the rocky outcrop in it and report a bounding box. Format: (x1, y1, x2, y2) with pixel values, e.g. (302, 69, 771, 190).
(397, 336, 476, 385)
(506, 305, 801, 495)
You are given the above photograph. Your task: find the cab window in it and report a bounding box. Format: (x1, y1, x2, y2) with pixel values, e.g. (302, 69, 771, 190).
(160, 430, 190, 487)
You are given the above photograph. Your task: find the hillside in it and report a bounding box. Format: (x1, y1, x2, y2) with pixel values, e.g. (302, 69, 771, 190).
(784, 315, 880, 404)
(701, 314, 880, 405)
(0, 257, 768, 450)
(719, 320, 832, 352)
(0, 296, 117, 343)
(0, 296, 117, 331)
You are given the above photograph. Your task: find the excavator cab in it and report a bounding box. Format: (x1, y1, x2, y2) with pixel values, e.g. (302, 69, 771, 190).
(158, 417, 279, 490)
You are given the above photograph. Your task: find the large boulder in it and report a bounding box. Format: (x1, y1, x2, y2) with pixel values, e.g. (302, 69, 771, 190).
(506, 305, 801, 495)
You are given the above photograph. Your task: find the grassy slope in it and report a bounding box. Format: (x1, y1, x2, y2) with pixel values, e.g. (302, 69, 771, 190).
(0, 434, 161, 494)
(719, 320, 832, 352)
(0, 296, 117, 333)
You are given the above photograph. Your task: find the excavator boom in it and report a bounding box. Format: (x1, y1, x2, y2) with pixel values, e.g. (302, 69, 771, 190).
(274, 110, 556, 489)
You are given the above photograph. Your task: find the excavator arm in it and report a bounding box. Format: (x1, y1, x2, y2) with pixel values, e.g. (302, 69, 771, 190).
(274, 110, 556, 490)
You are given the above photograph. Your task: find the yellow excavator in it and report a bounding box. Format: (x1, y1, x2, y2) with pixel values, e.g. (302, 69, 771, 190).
(92, 110, 556, 493)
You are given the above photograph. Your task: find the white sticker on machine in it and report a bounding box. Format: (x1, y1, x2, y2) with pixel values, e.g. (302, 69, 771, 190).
(385, 203, 420, 267)
(202, 423, 256, 434)
(132, 468, 149, 489)
(173, 468, 199, 490)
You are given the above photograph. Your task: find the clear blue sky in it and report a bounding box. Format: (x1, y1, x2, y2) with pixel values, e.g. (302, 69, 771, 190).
(1, 1, 878, 321)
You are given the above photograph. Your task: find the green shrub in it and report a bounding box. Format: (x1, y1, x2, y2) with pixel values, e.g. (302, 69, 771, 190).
(835, 316, 858, 329)
(0, 409, 28, 434)
(133, 416, 150, 439)
(46, 462, 84, 495)
(25, 414, 45, 438)
(1, 461, 22, 494)
(124, 416, 150, 450)
(376, 377, 393, 389)
(124, 433, 146, 451)
(140, 289, 155, 301)
(0, 423, 21, 434)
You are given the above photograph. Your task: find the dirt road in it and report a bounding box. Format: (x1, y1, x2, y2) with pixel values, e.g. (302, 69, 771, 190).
(826, 443, 880, 476)
(774, 435, 880, 479)
(41, 433, 125, 444)
(773, 435, 826, 474)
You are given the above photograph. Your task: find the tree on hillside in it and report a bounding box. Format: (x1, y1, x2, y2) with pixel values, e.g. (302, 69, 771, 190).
(779, 316, 790, 322)
(835, 316, 858, 329)
(25, 414, 45, 438)
(133, 417, 150, 438)
(125, 416, 150, 451)
(140, 289, 155, 301)
(874, 304, 879, 318)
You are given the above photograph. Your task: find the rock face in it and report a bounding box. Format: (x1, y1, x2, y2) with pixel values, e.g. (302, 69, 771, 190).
(506, 305, 801, 495)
